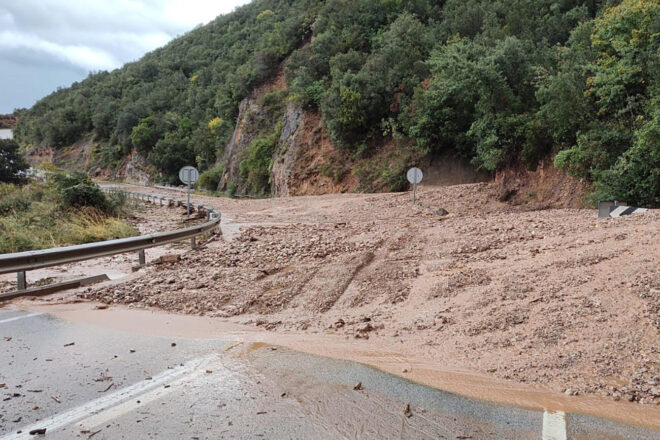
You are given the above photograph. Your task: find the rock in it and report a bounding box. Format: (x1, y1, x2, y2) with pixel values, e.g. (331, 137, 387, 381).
(353, 382, 362, 390)
(357, 322, 374, 333)
(29, 428, 46, 435)
(437, 208, 449, 216)
(404, 403, 412, 418)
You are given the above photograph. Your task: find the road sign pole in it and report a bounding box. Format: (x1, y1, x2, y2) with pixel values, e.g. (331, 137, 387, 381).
(186, 181, 191, 219)
(413, 181, 416, 203)
(179, 166, 199, 220)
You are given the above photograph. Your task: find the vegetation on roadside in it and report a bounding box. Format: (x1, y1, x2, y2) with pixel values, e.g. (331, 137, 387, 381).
(12, 0, 660, 206)
(0, 139, 29, 184)
(0, 173, 137, 254)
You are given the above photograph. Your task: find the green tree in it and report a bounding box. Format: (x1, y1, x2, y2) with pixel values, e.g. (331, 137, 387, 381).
(603, 104, 660, 207)
(130, 116, 163, 155)
(0, 139, 29, 184)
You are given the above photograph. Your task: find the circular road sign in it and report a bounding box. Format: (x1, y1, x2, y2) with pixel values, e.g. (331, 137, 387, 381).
(406, 167, 423, 185)
(179, 166, 199, 185)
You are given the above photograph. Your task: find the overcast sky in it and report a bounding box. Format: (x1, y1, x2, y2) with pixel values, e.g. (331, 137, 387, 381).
(0, 0, 251, 114)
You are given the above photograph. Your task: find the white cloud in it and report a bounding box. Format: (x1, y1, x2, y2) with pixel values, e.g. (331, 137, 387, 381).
(0, 0, 251, 112)
(163, 0, 246, 27)
(0, 30, 120, 71)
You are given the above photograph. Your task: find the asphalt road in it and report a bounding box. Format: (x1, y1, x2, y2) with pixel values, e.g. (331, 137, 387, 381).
(0, 309, 658, 439)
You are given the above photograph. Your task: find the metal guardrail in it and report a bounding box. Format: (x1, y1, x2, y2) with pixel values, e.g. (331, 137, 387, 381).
(0, 189, 221, 292)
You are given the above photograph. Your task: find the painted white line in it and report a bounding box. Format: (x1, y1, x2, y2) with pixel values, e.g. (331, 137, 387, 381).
(0, 312, 43, 325)
(1, 354, 217, 440)
(76, 365, 235, 431)
(542, 411, 567, 440)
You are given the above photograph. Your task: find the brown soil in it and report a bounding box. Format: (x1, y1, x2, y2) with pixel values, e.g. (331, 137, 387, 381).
(284, 110, 358, 196)
(495, 159, 591, 208)
(15, 183, 660, 408)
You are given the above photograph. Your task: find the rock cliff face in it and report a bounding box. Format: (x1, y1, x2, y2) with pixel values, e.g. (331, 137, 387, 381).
(271, 104, 304, 197)
(27, 141, 153, 186)
(220, 96, 261, 195)
(113, 150, 152, 185)
(218, 62, 494, 198)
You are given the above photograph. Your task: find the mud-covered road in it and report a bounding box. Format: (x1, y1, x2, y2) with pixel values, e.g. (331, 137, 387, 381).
(2, 181, 659, 435)
(80, 183, 660, 407)
(1, 307, 659, 439)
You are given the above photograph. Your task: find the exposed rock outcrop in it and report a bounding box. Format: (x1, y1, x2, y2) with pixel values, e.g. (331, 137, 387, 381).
(220, 96, 258, 195)
(272, 103, 304, 197)
(114, 150, 152, 185)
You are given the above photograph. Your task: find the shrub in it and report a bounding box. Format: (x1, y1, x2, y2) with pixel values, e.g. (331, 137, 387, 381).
(198, 164, 224, 191)
(0, 184, 31, 215)
(48, 172, 127, 214)
(0, 139, 29, 184)
(602, 110, 660, 207)
(239, 123, 282, 194)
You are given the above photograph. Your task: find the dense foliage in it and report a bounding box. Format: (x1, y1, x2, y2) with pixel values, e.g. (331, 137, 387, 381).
(15, 0, 318, 184)
(49, 172, 127, 215)
(14, 0, 660, 205)
(0, 139, 29, 184)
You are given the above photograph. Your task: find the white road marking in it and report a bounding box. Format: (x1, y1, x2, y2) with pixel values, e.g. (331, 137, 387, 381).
(542, 411, 567, 440)
(1, 354, 218, 440)
(76, 368, 205, 430)
(0, 312, 42, 325)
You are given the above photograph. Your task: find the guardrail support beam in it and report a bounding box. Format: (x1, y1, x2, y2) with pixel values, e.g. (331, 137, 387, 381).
(17, 271, 26, 290)
(138, 249, 146, 266)
(191, 237, 196, 249)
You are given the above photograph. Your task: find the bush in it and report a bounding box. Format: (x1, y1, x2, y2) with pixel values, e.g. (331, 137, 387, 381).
(602, 110, 660, 207)
(0, 180, 136, 253)
(0, 139, 29, 184)
(48, 172, 127, 215)
(198, 164, 224, 191)
(239, 123, 282, 194)
(0, 184, 31, 215)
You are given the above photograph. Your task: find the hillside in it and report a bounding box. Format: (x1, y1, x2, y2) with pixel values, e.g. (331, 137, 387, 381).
(14, 0, 660, 206)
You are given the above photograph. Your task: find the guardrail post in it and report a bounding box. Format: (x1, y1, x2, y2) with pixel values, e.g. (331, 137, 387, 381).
(138, 249, 146, 266)
(17, 271, 26, 290)
(191, 236, 196, 249)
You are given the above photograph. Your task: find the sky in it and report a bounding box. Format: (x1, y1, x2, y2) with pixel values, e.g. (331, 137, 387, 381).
(0, 0, 251, 114)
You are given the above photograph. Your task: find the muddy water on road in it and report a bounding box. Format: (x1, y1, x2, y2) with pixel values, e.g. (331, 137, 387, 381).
(8, 301, 660, 432)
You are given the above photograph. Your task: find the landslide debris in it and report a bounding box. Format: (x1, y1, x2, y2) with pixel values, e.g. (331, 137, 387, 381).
(81, 183, 660, 406)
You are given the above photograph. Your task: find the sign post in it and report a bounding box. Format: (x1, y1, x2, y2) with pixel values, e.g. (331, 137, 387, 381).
(406, 167, 423, 202)
(178, 166, 199, 219)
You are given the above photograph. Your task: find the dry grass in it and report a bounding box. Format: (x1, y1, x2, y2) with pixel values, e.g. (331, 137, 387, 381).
(0, 183, 137, 254)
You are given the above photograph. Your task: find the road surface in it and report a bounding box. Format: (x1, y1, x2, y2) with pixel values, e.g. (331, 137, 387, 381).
(1, 308, 659, 439)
